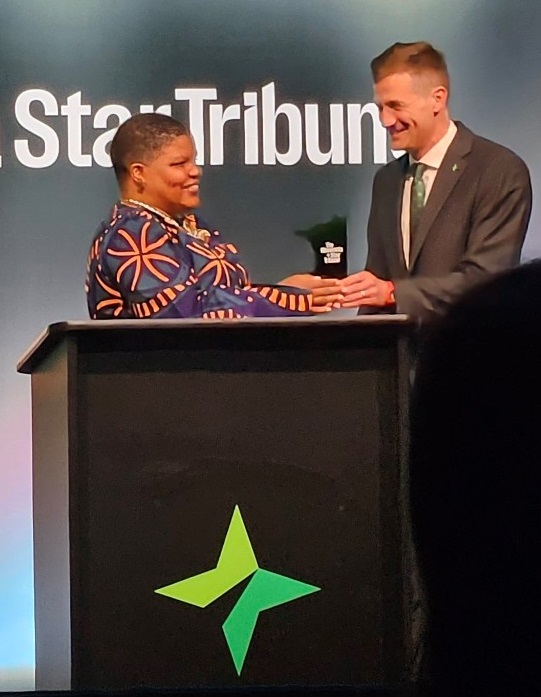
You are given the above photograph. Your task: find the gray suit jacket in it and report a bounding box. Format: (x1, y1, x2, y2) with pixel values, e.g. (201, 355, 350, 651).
(365, 122, 532, 321)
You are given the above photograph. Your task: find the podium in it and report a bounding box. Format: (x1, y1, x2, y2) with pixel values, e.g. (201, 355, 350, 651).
(18, 317, 413, 691)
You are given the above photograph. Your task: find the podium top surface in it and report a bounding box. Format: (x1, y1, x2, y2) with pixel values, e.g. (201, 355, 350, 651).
(17, 315, 413, 374)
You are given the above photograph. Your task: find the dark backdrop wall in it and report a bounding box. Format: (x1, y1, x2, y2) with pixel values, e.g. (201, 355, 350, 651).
(1, 0, 539, 688)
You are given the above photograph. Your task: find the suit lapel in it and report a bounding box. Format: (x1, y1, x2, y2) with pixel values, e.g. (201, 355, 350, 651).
(409, 122, 474, 268)
(391, 155, 409, 272)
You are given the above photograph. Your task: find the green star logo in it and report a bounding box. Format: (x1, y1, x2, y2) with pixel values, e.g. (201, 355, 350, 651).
(154, 505, 320, 675)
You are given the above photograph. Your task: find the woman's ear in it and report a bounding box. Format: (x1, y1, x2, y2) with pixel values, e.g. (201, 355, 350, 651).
(128, 162, 146, 193)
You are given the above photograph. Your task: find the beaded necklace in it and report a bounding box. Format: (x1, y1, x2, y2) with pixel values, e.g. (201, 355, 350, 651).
(121, 199, 211, 242)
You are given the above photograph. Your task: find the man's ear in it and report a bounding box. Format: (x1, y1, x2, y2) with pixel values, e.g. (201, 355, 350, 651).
(432, 85, 448, 114)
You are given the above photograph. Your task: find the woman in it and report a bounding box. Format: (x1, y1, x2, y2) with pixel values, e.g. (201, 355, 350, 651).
(86, 113, 341, 319)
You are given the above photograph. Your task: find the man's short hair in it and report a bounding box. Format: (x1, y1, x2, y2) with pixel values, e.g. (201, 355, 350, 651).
(110, 113, 189, 184)
(371, 41, 449, 90)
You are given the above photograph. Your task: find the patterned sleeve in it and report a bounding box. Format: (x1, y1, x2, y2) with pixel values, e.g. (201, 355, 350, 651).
(88, 211, 312, 319)
(88, 212, 201, 318)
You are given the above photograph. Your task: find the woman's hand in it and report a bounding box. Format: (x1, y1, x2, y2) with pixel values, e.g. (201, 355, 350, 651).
(279, 274, 343, 313)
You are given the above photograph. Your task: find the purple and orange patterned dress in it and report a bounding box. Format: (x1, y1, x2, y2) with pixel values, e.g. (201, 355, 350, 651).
(86, 202, 312, 319)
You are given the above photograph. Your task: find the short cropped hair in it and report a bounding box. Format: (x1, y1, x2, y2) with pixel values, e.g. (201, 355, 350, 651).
(371, 41, 449, 90)
(110, 113, 189, 184)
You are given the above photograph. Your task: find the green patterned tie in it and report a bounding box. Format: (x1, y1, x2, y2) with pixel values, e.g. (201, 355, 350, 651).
(409, 163, 426, 242)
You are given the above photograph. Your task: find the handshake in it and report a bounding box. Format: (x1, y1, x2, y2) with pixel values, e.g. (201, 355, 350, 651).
(280, 271, 395, 313)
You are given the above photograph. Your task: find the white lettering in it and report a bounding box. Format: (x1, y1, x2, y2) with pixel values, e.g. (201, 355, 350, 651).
(92, 104, 132, 168)
(174, 88, 217, 165)
(139, 104, 172, 116)
(10, 85, 392, 169)
(305, 103, 345, 165)
(14, 89, 60, 168)
(262, 82, 302, 166)
(243, 92, 258, 165)
(347, 103, 387, 164)
(209, 103, 241, 166)
(60, 92, 92, 167)
(391, 147, 406, 159)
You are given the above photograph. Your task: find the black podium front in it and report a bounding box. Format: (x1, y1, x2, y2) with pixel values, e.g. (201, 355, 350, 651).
(18, 317, 413, 691)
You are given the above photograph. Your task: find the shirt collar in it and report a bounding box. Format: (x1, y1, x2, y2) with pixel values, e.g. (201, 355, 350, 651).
(409, 120, 457, 170)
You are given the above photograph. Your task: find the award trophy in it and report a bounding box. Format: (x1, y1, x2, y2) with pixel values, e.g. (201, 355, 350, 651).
(295, 216, 347, 279)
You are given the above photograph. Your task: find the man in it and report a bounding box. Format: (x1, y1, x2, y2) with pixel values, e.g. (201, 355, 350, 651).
(341, 42, 532, 321)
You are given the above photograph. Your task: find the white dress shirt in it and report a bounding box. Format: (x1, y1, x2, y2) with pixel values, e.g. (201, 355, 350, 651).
(401, 120, 458, 267)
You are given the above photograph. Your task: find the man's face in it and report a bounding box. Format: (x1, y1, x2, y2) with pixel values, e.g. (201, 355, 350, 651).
(136, 135, 201, 216)
(374, 72, 441, 158)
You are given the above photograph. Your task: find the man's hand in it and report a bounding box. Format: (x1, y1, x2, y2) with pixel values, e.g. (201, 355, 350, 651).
(279, 274, 343, 313)
(340, 271, 394, 307)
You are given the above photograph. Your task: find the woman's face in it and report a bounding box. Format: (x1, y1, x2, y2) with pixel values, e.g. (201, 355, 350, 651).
(136, 134, 201, 216)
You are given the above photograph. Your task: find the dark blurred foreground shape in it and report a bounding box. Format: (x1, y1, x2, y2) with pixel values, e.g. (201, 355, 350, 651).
(410, 261, 541, 696)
